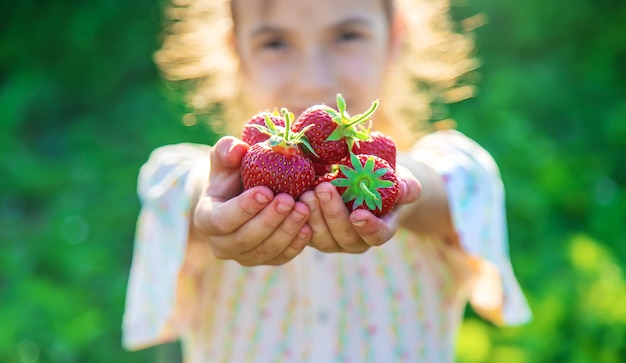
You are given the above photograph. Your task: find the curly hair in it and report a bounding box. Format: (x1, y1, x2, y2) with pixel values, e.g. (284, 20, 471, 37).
(154, 0, 480, 149)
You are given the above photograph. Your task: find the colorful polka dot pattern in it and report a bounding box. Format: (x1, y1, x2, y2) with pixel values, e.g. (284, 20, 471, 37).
(122, 131, 532, 362)
(177, 236, 471, 363)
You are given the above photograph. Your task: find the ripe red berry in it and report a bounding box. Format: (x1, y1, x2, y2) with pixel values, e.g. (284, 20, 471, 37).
(292, 94, 377, 167)
(241, 142, 315, 199)
(240, 109, 316, 199)
(241, 111, 286, 145)
(351, 130, 397, 170)
(291, 104, 346, 166)
(330, 153, 400, 217)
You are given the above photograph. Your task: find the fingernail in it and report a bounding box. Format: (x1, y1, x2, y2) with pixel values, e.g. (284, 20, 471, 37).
(352, 218, 366, 227)
(288, 231, 308, 250)
(298, 230, 309, 240)
(300, 192, 313, 204)
(316, 191, 331, 202)
(277, 202, 292, 213)
(291, 209, 306, 222)
(255, 192, 271, 204)
(297, 230, 309, 243)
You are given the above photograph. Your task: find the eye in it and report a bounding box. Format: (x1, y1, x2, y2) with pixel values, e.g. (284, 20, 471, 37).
(337, 31, 363, 43)
(261, 37, 288, 51)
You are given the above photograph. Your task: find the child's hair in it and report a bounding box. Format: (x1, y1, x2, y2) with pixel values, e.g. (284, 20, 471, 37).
(155, 0, 479, 149)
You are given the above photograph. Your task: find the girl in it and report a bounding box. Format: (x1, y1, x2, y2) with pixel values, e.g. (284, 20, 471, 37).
(123, 0, 532, 362)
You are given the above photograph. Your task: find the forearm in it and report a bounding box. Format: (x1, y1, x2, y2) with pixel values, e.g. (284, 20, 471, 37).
(397, 153, 457, 241)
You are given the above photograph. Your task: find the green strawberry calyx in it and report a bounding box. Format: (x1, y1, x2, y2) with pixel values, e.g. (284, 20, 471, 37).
(250, 108, 319, 157)
(331, 153, 393, 211)
(324, 93, 379, 150)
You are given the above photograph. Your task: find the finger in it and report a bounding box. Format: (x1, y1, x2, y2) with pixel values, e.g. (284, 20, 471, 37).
(300, 189, 341, 253)
(206, 136, 249, 199)
(350, 208, 399, 247)
(237, 202, 311, 265)
(395, 165, 422, 205)
(314, 183, 365, 252)
(195, 186, 274, 236)
(211, 136, 249, 170)
(263, 224, 312, 265)
(206, 194, 293, 259)
(223, 193, 295, 254)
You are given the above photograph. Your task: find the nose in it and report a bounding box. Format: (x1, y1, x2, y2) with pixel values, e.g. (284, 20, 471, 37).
(294, 45, 336, 103)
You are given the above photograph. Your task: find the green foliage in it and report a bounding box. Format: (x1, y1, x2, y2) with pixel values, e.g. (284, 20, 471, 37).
(1, 1, 210, 361)
(0, 0, 624, 362)
(449, 0, 626, 361)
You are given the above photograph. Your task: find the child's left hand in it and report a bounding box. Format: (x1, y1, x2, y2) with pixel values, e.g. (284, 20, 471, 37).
(300, 168, 421, 253)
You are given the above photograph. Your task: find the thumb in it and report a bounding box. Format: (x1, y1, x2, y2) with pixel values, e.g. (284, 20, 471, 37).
(395, 165, 421, 205)
(207, 136, 249, 199)
(211, 136, 249, 172)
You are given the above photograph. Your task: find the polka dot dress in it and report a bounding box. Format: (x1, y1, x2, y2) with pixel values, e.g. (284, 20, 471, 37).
(122, 131, 532, 363)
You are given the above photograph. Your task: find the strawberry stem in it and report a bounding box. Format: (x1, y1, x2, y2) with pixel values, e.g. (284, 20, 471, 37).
(324, 94, 379, 151)
(253, 107, 318, 158)
(346, 99, 379, 127)
(359, 180, 379, 204)
(281, 108, 292, 140)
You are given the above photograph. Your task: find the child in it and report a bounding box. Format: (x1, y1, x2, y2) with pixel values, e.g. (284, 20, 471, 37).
(123, 0, 532, 362)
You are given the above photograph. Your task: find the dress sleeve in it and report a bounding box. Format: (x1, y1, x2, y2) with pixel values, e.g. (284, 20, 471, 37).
(409, 130, 532, 325)
(122, 143, 211, 350)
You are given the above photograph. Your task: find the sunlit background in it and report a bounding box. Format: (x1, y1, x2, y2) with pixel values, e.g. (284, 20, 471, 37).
(1, 0, 625, 362)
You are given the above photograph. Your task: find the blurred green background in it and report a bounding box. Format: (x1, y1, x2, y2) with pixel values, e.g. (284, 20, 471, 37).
(1, 0, 624, 362)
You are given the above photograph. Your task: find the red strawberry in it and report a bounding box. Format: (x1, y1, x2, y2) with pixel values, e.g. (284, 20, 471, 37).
(315, 171, 336, 187)
(292, 104, 345, 165)
(314, 164, 340, 187)
(292, 93, 377, 167)
(241, 109, 316, 199)
(351, 130, 397, 170)
(330, 153, 399, 217)
(241, 110, 286, 145)
(311, 160, 332, 176)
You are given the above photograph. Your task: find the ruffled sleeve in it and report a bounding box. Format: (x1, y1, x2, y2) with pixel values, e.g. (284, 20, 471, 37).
(122, 143, 211, 350)
(409, 129, 532, 325)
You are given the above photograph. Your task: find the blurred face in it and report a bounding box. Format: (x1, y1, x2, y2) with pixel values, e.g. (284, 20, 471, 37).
(232, 0, 395, 117)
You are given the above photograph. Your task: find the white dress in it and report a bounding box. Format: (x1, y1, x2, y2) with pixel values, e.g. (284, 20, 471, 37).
(122, 130, 532, 363)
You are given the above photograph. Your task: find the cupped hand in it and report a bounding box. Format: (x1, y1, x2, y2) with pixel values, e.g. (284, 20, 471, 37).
(300, 165, 421, 254)
(193, 136, 312, 266)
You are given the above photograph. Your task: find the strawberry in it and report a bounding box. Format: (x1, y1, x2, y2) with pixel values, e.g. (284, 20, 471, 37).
(351, 130, 397, 170)
(241, 110, 286, 145)
(240, 109, 316, 199)
(314, 164, 340, 187)
(330, 153, 400, 217)
(315, 171, 336, 187)
(311, 160, 332, 176)
(292, 93, 377, 167)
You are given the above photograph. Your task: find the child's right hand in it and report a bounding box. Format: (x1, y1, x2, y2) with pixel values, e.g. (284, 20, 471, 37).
(193, 136, 312, 266)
